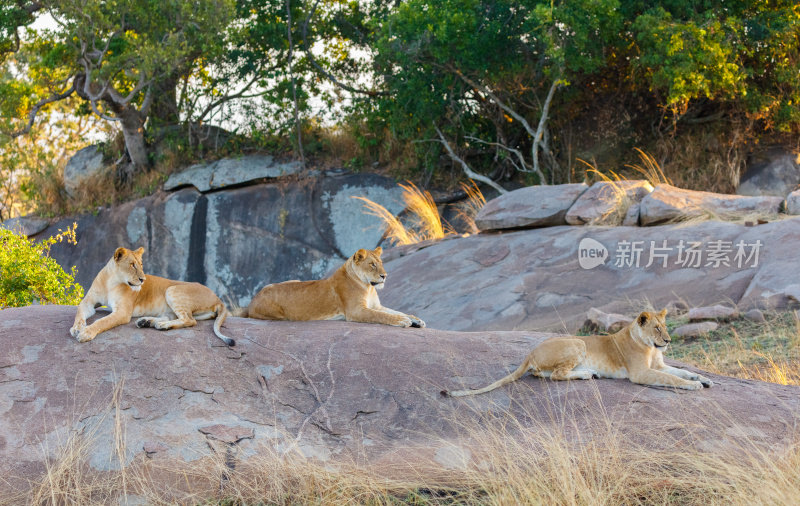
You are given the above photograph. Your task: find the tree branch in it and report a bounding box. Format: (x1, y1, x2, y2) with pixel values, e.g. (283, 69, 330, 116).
(434, 125, 507, 195)
(301, 0, 388, 97)
(8, 83, 76, 138)
(451, 65, 561, 184)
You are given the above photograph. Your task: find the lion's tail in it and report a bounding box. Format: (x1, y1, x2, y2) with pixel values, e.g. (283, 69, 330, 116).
(213, 303, 236, 347)
(442, 357, 534, 398)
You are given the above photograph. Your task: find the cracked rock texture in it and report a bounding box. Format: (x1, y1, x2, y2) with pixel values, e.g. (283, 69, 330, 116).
(381, 217, 800, 332)
(1, 305, 799, 495)
(41, 172, 405, 307)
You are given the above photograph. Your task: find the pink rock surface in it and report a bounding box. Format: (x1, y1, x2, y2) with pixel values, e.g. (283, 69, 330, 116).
(1, 305, 799, 496)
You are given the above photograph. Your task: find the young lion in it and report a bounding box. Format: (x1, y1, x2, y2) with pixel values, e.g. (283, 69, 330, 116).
(70, 247, 235, 346)
(444, 309, 712, 397)
(242, 246, 425, 328)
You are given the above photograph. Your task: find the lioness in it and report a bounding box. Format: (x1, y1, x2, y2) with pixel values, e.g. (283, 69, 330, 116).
(242, 246, 425, 328)
(444, 309, 712, 397)
(70, 247, 235, 346)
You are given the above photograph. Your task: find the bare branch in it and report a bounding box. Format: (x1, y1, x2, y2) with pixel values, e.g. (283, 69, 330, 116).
(531, 77, 560, 183)
(8, 82, 76, 138)
(139, 83, 154, 116)
(88, 98, 120, 122)
(465, 135, 530, 173)
(434, 125, 507, 195)
(301, 0, 388, 97)
(451, 66, 561, 184)
(286, 0, 305, 168)
(194, 71, 262, 123)
(451, 66, 538, 138)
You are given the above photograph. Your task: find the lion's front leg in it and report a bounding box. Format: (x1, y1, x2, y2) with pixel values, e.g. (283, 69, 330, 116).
(368, 295, 426, 328)
(346, 306, 415, 327)
(376, 307, 426, 328)
(70, 295, 99, 339)
(76, 311, 132, 342)
(629, 368, 704, 390)
(652, 354, 713, 387)
(657, 364, 713, 388)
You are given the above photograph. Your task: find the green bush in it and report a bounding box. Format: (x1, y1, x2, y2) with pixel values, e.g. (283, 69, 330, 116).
(0, 223, 84, 308)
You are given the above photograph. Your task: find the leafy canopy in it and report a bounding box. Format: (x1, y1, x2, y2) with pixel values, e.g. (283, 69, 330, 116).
(0, 223, 84, 308)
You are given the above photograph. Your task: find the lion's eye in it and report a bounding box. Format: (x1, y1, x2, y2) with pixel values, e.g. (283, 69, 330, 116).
(371, 263, 376, 269)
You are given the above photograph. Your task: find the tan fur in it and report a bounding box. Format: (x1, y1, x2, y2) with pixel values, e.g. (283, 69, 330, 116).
(445, 309, 712, 397)
(244, 247, 425, 328)
(70, 247, 235, 346)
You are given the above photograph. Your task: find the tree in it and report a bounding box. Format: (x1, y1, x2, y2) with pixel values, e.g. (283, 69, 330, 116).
(1, 0, 237, 176)
(0, 223, 83, 308)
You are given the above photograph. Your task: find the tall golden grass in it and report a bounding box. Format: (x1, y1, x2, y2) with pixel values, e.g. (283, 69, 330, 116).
(7, 378, 800, 505)
(669, 310, 800, 386)
(626, 148, 672, 187)
(354, 181, 486, 246)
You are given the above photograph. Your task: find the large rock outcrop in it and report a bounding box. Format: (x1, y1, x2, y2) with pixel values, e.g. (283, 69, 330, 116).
(2, 305, 799, 497)
(381, 217, 800, 331)
(640, 184, 784, 225)
(475, 183, 588, 231)
(41, 171, 405, 307)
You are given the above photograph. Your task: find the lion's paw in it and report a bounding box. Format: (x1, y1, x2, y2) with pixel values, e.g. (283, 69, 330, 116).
(135, 317, 153, 328)
(154, 321, 172, 330)
(698, 376, 714, 388)
(74, 329, 96, 343)
(409, 315, 426, 328)
(395, 316, 413, 328)
(683, 380, 704, 391)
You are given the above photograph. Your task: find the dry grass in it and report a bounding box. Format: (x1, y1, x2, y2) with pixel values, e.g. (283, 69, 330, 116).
(626, 148, 672, 187)
(7, 387, 800, 505)
(354, 181, 476, 246)
(667, 310, 800, 386)
(452, 180, 487, 234)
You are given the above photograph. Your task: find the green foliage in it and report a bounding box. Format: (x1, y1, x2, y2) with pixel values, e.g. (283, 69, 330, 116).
(0, 223, 83, 308)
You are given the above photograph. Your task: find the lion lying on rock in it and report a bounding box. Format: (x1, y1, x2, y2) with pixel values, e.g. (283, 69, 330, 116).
(444, 309, 712, 397)
(241, 247, 425, 328)
(70, 247, 234, 346)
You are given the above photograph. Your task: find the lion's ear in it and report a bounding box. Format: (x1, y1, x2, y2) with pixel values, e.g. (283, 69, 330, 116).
(373, 246, 383, 256)
(134, 247, 145, 257)
(353, 249, 367, 262)
(114, 247, 127, 262)
(658, 308, 668, 319)
(637, 312, 649, 327)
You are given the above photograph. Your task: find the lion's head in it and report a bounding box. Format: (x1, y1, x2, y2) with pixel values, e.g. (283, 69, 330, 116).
(113, 247, 146, 291)
(631, 309, 670, 348)
(350, 247, 387, 289)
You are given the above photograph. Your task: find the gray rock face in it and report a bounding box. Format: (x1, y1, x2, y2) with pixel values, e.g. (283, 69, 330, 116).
(164, 154, 304, 192)
(0, 215, 49, 237)
(63, 144, 107, 198)
(585, 307, 633, 332)
(44, 173, 405, 307)
(743, 309, 766, 323)
(566, 180, 653, 226)
(737, 148, 800, 197)
(381, 217, 800, 332)
(672, 322, 719, 337)
(2, 305, 798, 495)
(640, 184, 784, 225)
(786, 190, 800, 215)
(475, 183, 588, 231)
(687, 305, 739, 321)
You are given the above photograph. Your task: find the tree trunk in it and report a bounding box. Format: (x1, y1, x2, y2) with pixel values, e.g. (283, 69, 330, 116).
(148, 75, 180, 127)
(117, 108, 149, 177)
